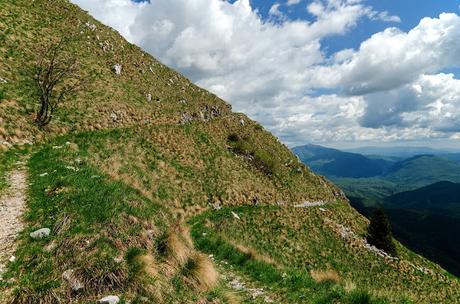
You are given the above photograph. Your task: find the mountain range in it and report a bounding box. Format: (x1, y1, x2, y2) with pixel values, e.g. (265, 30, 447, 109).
(293, 143, 460, 276)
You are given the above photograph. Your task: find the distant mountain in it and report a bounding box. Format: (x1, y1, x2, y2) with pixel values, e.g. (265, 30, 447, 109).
(384, 155, 460, 191)
(385, 181, 460, 218)
(344, 146, 456, 158)
(292, 144, 394, 178)
(295, 144, 460, 276)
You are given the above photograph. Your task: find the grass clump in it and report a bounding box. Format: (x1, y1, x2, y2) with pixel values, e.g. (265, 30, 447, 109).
(183, 253, 219, 292)
(227, 132, 279, 176)
(310, 269, 341, 284)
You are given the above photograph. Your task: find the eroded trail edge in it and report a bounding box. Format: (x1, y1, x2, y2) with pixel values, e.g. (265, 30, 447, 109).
(0, 168, 27, 280)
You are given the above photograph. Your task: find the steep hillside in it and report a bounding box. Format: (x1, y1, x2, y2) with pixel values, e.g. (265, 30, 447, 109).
(1, 1, 459, 303)
(292, 144, 393, 178)
(385, 181, 460, 217)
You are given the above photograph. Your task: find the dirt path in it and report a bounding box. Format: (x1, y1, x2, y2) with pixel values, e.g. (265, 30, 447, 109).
(0, 167, 27, 282)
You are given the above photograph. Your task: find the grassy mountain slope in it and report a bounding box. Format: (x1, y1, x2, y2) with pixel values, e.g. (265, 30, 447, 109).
(1, 0, 459, 303)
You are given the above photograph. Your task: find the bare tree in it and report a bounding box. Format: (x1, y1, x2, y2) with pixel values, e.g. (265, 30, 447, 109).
(34, 36, 82, 127)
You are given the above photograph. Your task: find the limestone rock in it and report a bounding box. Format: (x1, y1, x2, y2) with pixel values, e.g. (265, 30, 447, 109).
(113, 64, 122, 75)
(97, 295, 120, 304)
(30, 228, 50, 239)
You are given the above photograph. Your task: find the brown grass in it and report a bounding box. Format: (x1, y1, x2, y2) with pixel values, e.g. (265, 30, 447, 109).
(223, 291, 241, 304)
(185, 253, 219, 292)
(138, 254, 159, 277)
(310, 269, 340, 284)
(231, 241, 276, 266)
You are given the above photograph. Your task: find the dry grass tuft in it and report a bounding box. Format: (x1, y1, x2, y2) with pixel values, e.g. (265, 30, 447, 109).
(310, 269, 340, 284)
(184, 253, 219, 292)
(344, 280, 356, 292)
(138, 254, 159, 277)
(157, 225, 195, 277)
(232, 242, 276, 266)
(223, 291, 241, 304)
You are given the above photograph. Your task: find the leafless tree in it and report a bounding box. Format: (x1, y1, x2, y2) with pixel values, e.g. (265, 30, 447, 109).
(34, 36, 82, 127)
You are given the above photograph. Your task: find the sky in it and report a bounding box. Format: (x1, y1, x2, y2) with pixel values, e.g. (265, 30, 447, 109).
(71, 0, 460, 149)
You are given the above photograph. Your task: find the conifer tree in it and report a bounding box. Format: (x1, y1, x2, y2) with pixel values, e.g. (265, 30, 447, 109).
(367, 208, 397, 256)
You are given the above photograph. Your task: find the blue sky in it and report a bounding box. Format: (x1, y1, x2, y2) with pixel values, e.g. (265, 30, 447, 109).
(75, 0, 460, 148)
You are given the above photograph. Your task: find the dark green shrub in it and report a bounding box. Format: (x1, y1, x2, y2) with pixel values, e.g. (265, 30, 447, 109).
(367, 209, 396, 256)
(227, 133, 240, 142)
(253, 149, 276, 175)
(347, 289, 371, 304)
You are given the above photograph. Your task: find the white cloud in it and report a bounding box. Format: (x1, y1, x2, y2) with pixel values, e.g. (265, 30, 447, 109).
(287, 0, 301, 6)
(71, 0, 460, 146)
(269, 3, 287, 21)
(314, 13, 460, 96)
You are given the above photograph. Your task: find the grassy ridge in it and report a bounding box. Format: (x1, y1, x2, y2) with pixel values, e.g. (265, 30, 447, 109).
(190, 209, 388, 304)
(191, 206, 459, 303)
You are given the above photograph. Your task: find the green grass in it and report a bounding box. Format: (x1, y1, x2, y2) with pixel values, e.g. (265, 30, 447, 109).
(190, 209, 387, 304)
(190, 206, 459, 303)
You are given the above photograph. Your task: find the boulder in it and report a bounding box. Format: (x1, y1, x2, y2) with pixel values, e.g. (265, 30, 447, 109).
(113, 64, 122, 75)
(30, 228, 50, 239)
(97, 295, 120, 304)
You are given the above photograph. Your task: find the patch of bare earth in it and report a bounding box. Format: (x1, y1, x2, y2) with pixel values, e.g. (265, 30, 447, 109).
(0, 167, 27, 302)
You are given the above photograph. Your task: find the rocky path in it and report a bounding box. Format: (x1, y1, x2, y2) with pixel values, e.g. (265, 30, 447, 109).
(0, 167, 27, 282)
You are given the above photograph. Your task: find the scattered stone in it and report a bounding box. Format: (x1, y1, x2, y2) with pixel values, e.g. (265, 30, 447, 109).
(319, 208, 326, 212)
(240, 119, 245, 126)
(62, 269, 84, 292)
(97, 295, 120, 304)
(30, 228, 50, 239)
(39, 172, 48, 177)
(146, 93, 152, 102)
(52, 145, 63, 149)
(113, 256, 124, 264)
(110, 112, 119, 122)
(9, 256, 15, 263)
(0, 77, 7, 84)
(85, 22, 97, 31)
(113, 64, 122, 75)
(179, 99, 187, 104)
(294, 201, 325, 208)
(179, 112, 193, 125)
(231, 211, 241, 220)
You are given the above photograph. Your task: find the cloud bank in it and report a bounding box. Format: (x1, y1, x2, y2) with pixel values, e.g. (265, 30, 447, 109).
(72, 0, 460, 146)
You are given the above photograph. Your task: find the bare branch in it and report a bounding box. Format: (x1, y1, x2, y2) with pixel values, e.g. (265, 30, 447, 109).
(34, 35, 82, 127)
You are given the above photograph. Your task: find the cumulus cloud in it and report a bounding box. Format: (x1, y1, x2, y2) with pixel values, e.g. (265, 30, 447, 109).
(315, 13, 460, 95)
(71, 0, 460, 146)
(287, 0, 301, 6)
